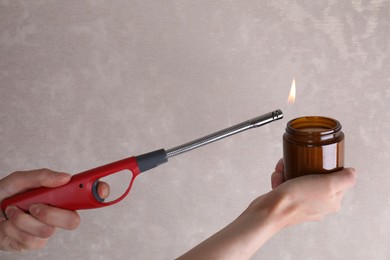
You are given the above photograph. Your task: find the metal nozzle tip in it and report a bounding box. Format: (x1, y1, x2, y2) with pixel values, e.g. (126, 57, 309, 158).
(273, 109, 283, 120)
(250, 109, 284, 128)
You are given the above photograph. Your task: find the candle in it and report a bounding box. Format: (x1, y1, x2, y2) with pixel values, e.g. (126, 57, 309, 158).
(283, 116, 344, 180)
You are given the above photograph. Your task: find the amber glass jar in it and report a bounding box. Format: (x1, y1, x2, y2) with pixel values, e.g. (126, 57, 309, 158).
(283, 116, 344, 180)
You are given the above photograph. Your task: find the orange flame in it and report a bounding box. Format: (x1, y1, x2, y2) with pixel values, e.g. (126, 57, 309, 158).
(287, 78, 296, 104)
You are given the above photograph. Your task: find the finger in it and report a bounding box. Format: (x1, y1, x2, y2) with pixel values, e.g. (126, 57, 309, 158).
(271, 171, 284, 189)
(29, 204, 80, 230)
(275, 158, 284, 173)
(0, 169, 71, 200)
(0, 233, 21, 252)
(329, 168, 357, 192)
(0, 219, 47, 251)
(97, 181, 110, 199)
(5, 206, 55, 238)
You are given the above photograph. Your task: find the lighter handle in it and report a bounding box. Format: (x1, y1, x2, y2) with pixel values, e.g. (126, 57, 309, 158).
(1, 157, 140, 218)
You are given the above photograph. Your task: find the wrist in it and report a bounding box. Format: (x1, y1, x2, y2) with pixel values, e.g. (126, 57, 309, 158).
(246, 190, 295, 232)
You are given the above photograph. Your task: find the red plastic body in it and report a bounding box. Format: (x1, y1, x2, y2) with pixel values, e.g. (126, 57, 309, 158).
(1, 156, 140, 216)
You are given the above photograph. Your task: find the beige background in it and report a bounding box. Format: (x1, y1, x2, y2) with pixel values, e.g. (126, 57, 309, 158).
(1, 1, 389, 259)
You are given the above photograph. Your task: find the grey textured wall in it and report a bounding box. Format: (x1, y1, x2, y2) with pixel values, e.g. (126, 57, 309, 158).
(1, 1, 389, 259)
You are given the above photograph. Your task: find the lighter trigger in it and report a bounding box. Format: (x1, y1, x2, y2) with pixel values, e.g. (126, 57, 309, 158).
(92, 180, 104, 203)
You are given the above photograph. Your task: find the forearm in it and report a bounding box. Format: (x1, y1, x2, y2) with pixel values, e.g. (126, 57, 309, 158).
(177, 193, 287, 260)
(177, 165, 356, 259)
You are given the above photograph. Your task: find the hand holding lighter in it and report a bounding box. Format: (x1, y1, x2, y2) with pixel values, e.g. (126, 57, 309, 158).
(1, 110, 283, 217)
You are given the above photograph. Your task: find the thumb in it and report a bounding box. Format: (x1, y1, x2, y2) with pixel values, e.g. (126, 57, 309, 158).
(0, 169, 71, 200)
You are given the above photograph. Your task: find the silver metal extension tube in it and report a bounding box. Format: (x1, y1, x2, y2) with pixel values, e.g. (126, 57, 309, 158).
(166, 109, 283, 158)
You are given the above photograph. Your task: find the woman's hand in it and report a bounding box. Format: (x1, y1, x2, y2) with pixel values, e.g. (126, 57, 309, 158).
(178, 159, 357, 260)
(265, 159, 357, 227)
(0, 169, 109, 251)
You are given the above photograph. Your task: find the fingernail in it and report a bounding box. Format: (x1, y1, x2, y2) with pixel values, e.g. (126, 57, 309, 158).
(351, 168, 357, 178)
(99, 187, 108, 199)
(348, 168, 356, 175)
(29, 204, 40, 216)
(55, 172, 71, 179)
(5, 206, 16, 219)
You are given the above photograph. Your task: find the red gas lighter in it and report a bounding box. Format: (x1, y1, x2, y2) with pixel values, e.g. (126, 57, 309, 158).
(1, 110, 283, 218)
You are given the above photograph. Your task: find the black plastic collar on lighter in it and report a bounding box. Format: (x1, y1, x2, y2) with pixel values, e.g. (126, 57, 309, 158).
(136, 149, 168, 173)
